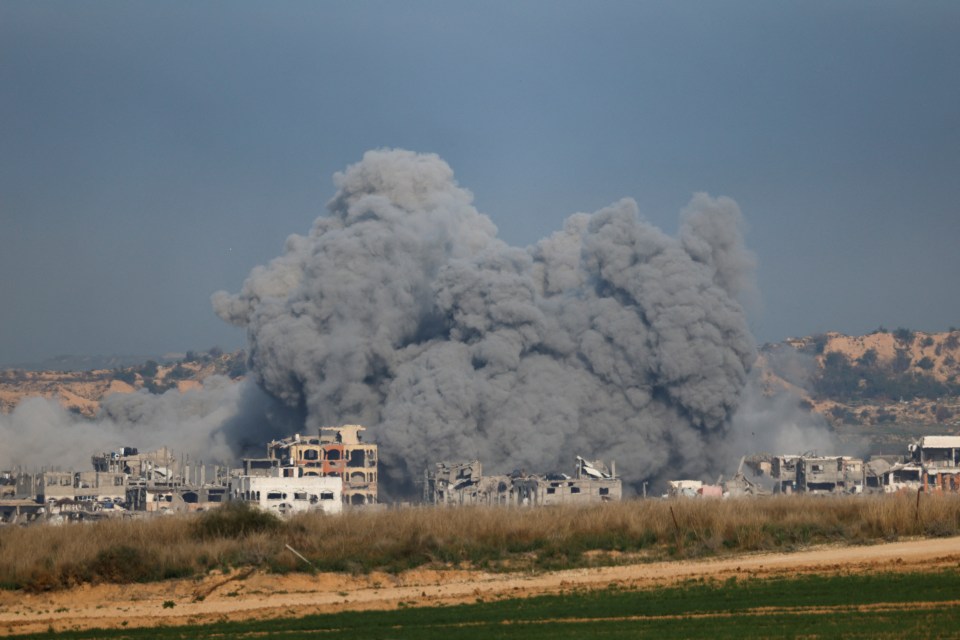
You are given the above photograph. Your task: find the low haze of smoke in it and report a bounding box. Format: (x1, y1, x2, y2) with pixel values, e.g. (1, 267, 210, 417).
(0, 378, 284, 469)
(213, 149, 765, 493)
(725, 372, 839, 464)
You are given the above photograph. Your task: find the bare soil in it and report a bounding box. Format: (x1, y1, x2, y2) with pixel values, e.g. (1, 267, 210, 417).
(1, 535, 959, 636)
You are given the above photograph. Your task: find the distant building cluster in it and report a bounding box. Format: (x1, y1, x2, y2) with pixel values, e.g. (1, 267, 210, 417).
(668, 435, 960, 498)
(0, 423, 624, 525)
(0, 425, 375, 524)
(4, 428, 960, 525)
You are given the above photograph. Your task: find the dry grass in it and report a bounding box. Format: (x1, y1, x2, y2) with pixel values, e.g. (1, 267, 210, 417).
(2, 493, 959, 592)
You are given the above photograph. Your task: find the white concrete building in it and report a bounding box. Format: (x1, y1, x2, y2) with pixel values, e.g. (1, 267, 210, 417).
(229, 473, 342, 516)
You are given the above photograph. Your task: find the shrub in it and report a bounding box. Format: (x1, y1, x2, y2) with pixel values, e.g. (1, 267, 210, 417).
(893, 327, 915, 344)
(87, 546, 159, 584)
(193, 502, 281, 540)
(140, 360, 159, 378)
(892, 349, 912, 374)
(166, 364, 192, 380)
(113, 369, 137, 385)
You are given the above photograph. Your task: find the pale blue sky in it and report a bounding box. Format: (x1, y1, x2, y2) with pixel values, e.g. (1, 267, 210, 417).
(2, 1, 958, 365)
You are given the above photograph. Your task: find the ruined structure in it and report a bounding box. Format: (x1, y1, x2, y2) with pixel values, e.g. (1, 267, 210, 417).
(424, 456, 621, 506)
(878, 436, 960, 493)
(796, 456, 864, 494)
(263, 425, 378, 506)
(734, 453, 864, 495)
(667, 479, 723, 498)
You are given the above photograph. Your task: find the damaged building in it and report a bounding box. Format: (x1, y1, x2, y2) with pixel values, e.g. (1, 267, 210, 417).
(257, 424, 379, 506)
(94, 446, 229, 513)
(796, 456, 864, 494)
(878, 436, 960, 493)
(424, 456, 621, 506)
(736, 453, 864, 495)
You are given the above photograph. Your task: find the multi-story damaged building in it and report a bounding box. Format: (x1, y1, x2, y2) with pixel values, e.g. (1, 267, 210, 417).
(424, 456, 621, 506)
(737, 453, 864, 495)
(91, 446, 230, 513)
(264, 425, 378, 506)
(911, 435, 960, 492)
(796, 456, 864, 494)
(878, 435, 960, 493)
(13, 469, 126, 505)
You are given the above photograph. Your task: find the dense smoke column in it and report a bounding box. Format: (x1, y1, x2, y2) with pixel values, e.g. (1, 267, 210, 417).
(213, 149, 757, 494)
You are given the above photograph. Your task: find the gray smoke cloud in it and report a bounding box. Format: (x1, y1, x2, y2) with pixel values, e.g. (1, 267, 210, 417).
(213, 149, 759, 494)
(0, 378, 282, 470)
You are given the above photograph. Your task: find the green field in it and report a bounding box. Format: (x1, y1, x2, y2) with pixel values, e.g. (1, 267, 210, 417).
(24, 570, 960, 639)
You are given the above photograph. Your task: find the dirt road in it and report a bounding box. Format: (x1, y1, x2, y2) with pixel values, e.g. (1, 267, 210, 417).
(1, 535, 958, 636)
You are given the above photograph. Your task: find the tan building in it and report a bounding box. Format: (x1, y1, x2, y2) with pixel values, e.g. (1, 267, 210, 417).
(266, 425, 378, 506)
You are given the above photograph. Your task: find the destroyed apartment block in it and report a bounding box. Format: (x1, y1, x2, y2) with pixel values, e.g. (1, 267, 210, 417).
(735, 453, 864, 496)
(262, 424, 378, 506)
(796, 456, 864, 494)
(98, 446, 229, 513)
(887, 435, 960, 493)
(424, 456, 621, 506)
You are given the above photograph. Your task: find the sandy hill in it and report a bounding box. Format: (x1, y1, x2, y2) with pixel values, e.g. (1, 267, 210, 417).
(0, 349, 246, 417)
(759, 329, 960, 430)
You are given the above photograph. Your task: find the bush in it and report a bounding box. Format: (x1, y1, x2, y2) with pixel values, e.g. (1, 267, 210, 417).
(113, 369, 137, 385)
(857, 348, 879, 368)
(87, 546, 160, 584)
(894, 327, 915, 344)
(166, 364, 192, 380)
(140, 359, 159, 378)
(892, 349, 912, 374)
(193, 502, 281, 540)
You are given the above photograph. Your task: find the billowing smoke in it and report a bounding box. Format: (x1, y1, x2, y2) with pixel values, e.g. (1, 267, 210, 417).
(213, 149, 758, 493)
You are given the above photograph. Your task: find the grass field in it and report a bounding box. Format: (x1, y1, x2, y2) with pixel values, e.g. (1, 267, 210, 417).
(15, 570, 960, 639)
(3, 493, 960, 592)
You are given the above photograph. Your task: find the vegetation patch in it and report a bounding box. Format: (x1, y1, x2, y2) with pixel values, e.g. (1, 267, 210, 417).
(2, 494, 960, 591)
(14, 570, 960, 639)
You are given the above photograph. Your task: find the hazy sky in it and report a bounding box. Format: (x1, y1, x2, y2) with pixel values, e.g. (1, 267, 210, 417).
(2, 1, 958, 366)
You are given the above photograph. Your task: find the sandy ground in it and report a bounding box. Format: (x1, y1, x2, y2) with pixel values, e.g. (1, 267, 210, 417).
(1, 536, 959, 636)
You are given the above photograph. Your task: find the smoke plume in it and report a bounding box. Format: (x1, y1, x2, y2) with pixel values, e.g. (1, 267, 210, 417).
(213, 149, 759, 493)
(0, 378, 281, 470)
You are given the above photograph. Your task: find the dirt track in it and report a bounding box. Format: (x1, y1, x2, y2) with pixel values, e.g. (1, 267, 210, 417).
(2, 535, 959, 636)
